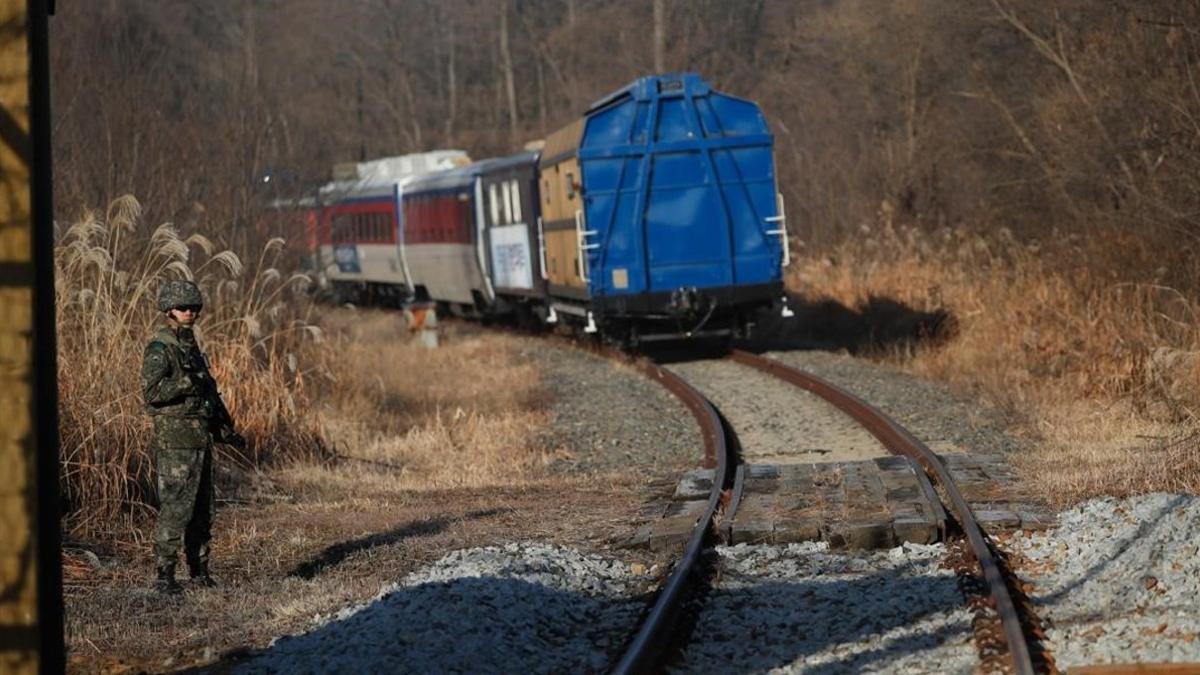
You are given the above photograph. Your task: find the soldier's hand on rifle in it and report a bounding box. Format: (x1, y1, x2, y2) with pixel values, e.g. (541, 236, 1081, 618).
(176, 372, 197, 390)
(227, 432, 247, 451)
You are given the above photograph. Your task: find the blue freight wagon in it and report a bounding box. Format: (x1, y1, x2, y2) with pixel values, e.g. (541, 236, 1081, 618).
(538, 73, 789, 344)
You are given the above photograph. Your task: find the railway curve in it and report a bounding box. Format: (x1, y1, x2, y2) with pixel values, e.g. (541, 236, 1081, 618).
(613, 346, 1051, 673)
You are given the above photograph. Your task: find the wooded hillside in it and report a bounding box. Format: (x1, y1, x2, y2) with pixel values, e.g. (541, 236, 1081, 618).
(50, 1, 1200, 278)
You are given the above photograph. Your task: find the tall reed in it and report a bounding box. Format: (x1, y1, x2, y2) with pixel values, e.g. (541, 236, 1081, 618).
(55, 196, 326, 533)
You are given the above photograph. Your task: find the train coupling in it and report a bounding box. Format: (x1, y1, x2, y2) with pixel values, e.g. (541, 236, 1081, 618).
(668, 286, 708, 316)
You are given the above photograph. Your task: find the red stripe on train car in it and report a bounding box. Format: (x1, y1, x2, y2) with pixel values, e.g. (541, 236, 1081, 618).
(322, 199, 398, 245)
(403, 191, 472, 245)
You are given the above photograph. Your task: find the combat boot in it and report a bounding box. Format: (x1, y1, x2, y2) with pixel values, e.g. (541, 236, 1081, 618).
(154, 564, 182, 595)
(188, 560, 217, 588)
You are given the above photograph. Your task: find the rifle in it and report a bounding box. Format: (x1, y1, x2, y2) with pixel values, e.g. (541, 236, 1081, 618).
(195, 351, 246, 451)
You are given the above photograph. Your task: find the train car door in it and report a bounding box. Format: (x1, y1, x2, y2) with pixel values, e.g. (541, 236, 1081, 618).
(481, 155, 541, 299)
(538, 119, 589, 300)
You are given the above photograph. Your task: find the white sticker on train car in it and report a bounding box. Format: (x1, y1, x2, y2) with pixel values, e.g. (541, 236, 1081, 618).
(334, 244, 361, 273)
(612, 268, 628, 289)
(489, 223, 533, 290)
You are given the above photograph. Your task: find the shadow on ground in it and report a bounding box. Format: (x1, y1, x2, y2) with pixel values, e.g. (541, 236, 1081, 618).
(203, 563, 968, 674)
(288, 508, 506, 579)
(741, 293, 956, 355)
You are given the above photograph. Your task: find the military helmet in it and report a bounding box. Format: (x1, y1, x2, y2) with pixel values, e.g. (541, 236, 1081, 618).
(157, 280, 204, 312)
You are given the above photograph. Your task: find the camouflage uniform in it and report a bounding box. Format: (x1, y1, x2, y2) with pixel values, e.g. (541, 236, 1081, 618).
(143, 281, 243, 593)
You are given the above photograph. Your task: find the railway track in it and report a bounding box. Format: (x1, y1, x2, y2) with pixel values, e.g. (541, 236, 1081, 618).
(610, 355, 734, 673)
(614, 348, 1050, 674)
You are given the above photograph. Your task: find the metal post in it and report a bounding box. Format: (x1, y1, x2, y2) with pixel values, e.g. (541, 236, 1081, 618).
(404, 303, 439, 349)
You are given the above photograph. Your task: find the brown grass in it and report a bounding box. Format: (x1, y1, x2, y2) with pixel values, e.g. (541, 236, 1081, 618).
(55, 195, 326, 533)
(790, 218, 1200, 505)
(291, 309, 557, 497)
(55, 196, 560, 535)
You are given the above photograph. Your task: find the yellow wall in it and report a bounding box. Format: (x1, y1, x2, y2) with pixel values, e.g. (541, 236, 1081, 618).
(545, 229, 582, 287)
(0, 1, 41, 672)
(539, 157, 583, 224)
(538, 119, 588, 290)
(540, 157, 587, 289)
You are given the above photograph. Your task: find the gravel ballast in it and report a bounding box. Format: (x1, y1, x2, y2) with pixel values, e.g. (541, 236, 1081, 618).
(1007, 493, 1200, 668)
(667, 358, 889, 463)
(233, 340, 1200, 672)
(524, 342, 703, 474)
(675, 541, 978, 673)
(235, 543, 647, 674)
(763, 350, 1023, 456)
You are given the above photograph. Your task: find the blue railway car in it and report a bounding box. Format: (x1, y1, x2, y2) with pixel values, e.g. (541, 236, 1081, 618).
(538, 73, 788, 344)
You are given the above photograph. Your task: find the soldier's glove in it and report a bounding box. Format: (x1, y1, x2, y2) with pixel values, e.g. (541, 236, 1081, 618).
(222, 428, 247, 451)
(228, 433, 247, 451)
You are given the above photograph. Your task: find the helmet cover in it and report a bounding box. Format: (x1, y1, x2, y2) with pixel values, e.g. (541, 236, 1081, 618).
(157, 280, 204, 312)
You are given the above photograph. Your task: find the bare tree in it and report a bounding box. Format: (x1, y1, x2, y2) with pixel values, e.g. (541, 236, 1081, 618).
(499, 1, 519, 142)
(653, 0, 666, 73)
(48, 0, 1200, 272)
(445, 19, 457, 139)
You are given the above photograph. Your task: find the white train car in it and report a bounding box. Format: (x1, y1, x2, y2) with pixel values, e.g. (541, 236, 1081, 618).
(314, 150, 469, 305)
(399, 152, 543, 317)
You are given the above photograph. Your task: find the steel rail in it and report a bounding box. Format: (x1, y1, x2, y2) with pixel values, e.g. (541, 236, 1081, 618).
(728, 349, 1036, 675)
(610, 357, 733, 675)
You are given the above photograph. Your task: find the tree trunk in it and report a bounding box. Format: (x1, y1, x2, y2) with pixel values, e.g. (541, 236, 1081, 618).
(536, 54, 547, 132)
(500, 2, 519, 142)
(653, 0, 666, 73)
(401, 67, 423, 150)
(445, 21, 457, 140)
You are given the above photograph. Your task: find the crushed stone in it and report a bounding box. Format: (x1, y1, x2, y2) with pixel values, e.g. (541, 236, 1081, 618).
(234, 543, 648, 674)
(1006, 493, 1200, 669)
(666, 359, 888, 463)
(674, 541, 978, 674)
(763, 350, 1023, 457)
(524, 342, 702, 475)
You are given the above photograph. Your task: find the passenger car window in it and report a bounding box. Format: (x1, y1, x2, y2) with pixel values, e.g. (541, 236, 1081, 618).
(489, 183, 501, 226)
(509, 180, 522, 223)
(502, 180, 513, 224)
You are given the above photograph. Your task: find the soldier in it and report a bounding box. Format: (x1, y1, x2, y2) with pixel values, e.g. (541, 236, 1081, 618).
(142, 280, 246, 595)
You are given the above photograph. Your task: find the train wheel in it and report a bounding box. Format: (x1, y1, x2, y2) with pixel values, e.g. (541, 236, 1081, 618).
(625, 325, 641, 352)
(717, 332, 735, 354)
(515, 304, 540, 331)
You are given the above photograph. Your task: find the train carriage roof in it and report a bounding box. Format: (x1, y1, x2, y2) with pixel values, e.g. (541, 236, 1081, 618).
(319, 149, 470, 204)
(476, 150, 539, 174)
(403, 150, 538, 195)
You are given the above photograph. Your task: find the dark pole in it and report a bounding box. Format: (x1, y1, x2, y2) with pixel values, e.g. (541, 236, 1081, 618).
(29, 0, 64, 671)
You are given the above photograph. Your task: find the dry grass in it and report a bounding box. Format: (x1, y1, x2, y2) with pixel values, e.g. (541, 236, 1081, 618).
(55, 196, 555, 535)
(290, 310, 556, 497)
(790, 217, 1200, 504)
(56, 195, 326, 533)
